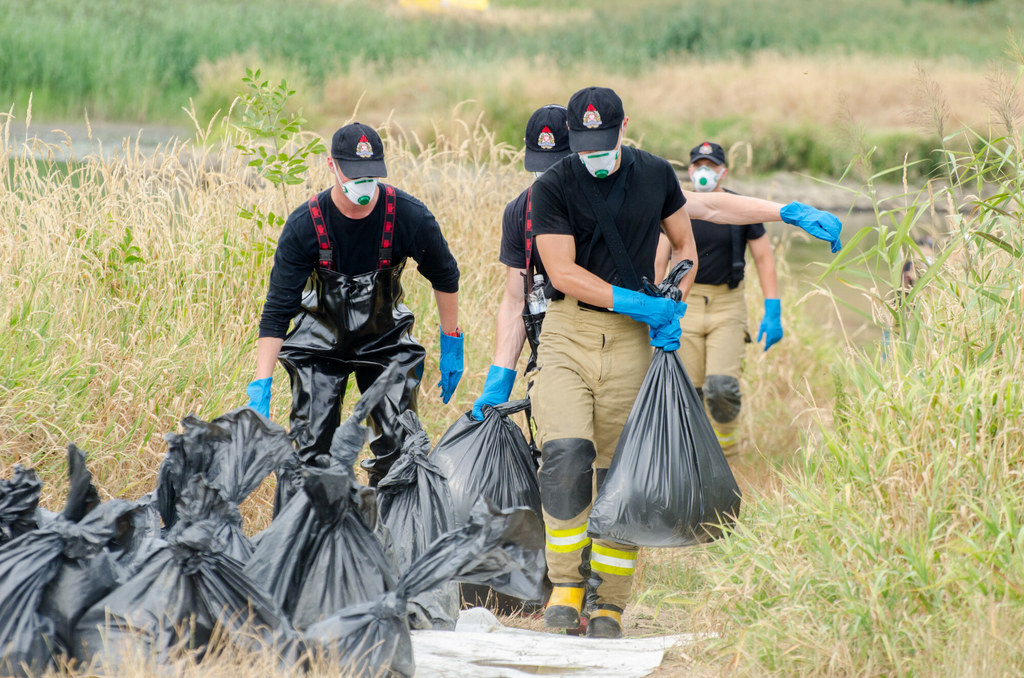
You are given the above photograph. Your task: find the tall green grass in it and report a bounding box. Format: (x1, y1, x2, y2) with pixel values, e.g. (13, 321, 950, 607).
(2, 0, 1020, 121)
(646, 82, 1024, 674)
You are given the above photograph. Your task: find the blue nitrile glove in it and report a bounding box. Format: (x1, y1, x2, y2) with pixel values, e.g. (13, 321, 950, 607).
(757, 298, 784, 352)
(437, 330, 464, 404)
(611, 286, 685, 328)
(472, 365, 518, 420)
(780, 201, 843, 253)
(246, 377, 272, 418)
(648, 302, 687, 351)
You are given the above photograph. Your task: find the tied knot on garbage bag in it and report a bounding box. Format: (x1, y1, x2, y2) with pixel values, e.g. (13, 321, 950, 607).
(0, 445, 148, 677)
(0, 465, 43, 545)
(245, 366, 404, 631)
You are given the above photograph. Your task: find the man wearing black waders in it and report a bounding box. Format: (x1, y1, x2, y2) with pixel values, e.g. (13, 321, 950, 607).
(246, 122, 464, 490)
(654, 141, 783, 455)
(530, 86, 843, 638)
(471, 104, 572, 420)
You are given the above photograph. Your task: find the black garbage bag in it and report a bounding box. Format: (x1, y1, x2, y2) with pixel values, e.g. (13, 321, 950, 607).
(377, 411, 459, 630)
(272, 361, 406, 515)
(302, 497, 545, 678)
(0, 446, 139, 677)
(0, 465, 42, 545)
(430, 399, 545, 611)
(157, 407, 293, 532)
(429, 399, 541, 525)
(244, 366, 403, 630)
(74, 477, 295, 671)
(588, 260, 742, 547)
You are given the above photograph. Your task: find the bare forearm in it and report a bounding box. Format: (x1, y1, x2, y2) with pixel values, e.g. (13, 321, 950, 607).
(752, 252, 779, 298)
(684, 191, 783, 225)
(493, 289, 528, 369)
(254, 337, 284, 380)
(434, 290, 460, 334)
(547, 264, 614, 308)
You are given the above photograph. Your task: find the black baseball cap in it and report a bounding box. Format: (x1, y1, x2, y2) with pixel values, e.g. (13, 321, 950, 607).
(689, 141, 726, 167)
(566, 86, 624, 152)
(524, 104, 571, 172)
(331, 122, 387, 178)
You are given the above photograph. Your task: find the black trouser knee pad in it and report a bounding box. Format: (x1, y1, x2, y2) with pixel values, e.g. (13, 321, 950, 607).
(704, 374, 742, 424)
(539, 438, 597, 520)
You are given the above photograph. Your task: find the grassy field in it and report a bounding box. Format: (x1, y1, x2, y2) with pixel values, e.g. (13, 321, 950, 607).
(3, 0, 1024, 674)
(3, 0, 1022, 176)
(5, 70, 1024, 672)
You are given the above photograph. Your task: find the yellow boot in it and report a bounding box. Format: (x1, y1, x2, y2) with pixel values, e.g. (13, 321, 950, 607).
(544, 584, 584, 629)
(587, 608, 623, 638)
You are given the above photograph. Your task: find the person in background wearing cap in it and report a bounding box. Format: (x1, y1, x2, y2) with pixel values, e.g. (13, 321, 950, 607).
(653, 141, 782, 454)
(471, 104, 572, 421)
(530, 86, 843, 638)
(245, 122, 463, 495)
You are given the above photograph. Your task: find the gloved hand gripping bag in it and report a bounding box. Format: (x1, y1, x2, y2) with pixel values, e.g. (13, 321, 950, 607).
(589, 259, 742, 547)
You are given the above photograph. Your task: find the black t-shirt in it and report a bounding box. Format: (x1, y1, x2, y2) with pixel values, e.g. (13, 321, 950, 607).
(530, 146, 686, 290)
(690, 189, 766, 286)
(258, 187, 460, 338)
(499, 186, 546, 279)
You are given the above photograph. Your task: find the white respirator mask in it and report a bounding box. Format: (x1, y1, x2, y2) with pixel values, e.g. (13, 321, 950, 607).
(333, 164, 379, 206)
(578, 149, 619, 179)
(691, 166, 722, 192)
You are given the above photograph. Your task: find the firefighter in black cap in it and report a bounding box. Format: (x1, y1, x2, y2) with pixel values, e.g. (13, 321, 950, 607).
(246, 122, 464, 494)
(472, 104, 572, 419)
(530, 86, 842, 638)
(653, 140, 783, 454)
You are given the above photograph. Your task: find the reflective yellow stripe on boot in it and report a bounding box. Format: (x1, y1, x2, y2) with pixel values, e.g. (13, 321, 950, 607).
(545, 523, 591, 553)
(590, 543, 637, 577)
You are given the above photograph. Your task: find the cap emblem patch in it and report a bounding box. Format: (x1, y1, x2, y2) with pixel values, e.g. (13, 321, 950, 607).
(356, 135, 374, 158)
(583, 104, 602, 129)
(538, 126, 556, 149)
(699, 143, 713, 155)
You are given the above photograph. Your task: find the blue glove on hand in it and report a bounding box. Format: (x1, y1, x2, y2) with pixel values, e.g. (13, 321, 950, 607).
(612, 286, 685, 328)
(648, 302, 687, 351)
(472, 365, 517, 420)
(780, 201, 843, 253)
(757, 298, 784, 352)
(437, 330, 464, 404)
(246, 377, 272, 418)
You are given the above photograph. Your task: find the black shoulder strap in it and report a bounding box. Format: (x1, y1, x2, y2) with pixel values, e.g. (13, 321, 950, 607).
(728, 224, 744, 289)
(308, 193, 333, 270)
(570, 152, 641, 290)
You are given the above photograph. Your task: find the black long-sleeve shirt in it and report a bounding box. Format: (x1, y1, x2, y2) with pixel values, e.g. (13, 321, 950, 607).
(258, 187, 460, 338)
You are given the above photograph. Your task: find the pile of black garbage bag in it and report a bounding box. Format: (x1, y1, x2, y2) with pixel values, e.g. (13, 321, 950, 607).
(0, 362, 545, 677)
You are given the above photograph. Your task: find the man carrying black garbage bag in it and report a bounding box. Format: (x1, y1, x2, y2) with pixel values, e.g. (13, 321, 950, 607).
(471, 104, 572, 419)
(530, 85, 843, 638)
(245, 122, 464, 487)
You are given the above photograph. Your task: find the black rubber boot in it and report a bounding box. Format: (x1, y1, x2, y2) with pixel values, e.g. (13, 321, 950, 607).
(587, 613, 623, 639)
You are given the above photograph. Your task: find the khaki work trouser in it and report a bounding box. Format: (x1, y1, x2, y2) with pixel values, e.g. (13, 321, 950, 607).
(530, 298, 652, 610)
(679, 281, 747, 451)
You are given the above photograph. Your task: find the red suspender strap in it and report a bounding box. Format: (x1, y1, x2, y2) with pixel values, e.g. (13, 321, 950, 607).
(524, 186, 534, 273)
(377, 184, 397, 270)
(308, 195, 333, 270)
